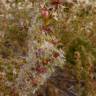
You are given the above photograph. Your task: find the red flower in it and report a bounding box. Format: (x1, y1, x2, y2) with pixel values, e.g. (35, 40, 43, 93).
(42, 26, 52, 34)
(51, 0, 61, 5)
(36, 66, 47, 73)
(32, 78, 38, 86)
(53, 52, 60, 58)
(41, 8, 49, 19)
(42, 59, 50, 65)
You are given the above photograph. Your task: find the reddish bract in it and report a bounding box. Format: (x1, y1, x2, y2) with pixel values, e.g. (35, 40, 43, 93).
(42, 59, 50, 65)
(53, 52, 60, 58)
(41, 8, 49, 19)
(36, 66, 47, 73)
(51, 0, 61, 5)
(32, 78, 38, 86)
(42, 26, 52, 34)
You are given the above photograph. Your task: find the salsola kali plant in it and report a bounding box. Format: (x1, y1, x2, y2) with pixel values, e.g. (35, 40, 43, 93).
(15, 0, 65, 95)
(1, 0, 68, 95)
(0, 0, 96, 96)
(0, 0, 65, 95)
